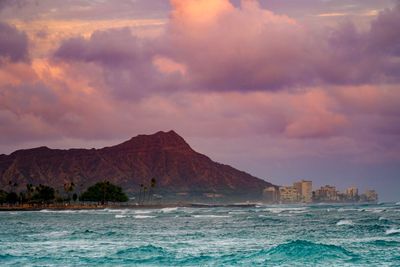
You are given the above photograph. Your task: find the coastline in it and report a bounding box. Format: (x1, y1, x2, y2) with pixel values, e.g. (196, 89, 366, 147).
(0, 201, 385, 212)
(0, 202, 258, 211)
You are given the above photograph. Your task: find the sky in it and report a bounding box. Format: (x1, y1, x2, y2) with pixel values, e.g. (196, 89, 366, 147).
(0, 0, 399, 201)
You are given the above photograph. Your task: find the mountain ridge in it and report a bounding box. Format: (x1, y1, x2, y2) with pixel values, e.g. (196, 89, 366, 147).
(0, 131, 274, 202)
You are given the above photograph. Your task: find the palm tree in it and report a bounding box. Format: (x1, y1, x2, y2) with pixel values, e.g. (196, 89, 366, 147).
(139, 183, 144, 205)
(142, 186, 148, 205)
(26, 184, 34, 201)
(8, 181, 18, 193)
(8, 181, 14, 192)
(148, 178, 156, 204)
(63, 182, 75, 203)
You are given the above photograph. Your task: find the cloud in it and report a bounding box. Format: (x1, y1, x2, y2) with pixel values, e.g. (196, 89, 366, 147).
(0, 21, 29, 63)
(0, 0, 399, 169)
(318, 2, 400, 85)
(368, 3, 400, 56)
(163, 0, 311, 91)
(51, 0, 400, 95)
(54, 27, 184, 98)
(0, 0, 26, 10)
(54, 28, 144, 67)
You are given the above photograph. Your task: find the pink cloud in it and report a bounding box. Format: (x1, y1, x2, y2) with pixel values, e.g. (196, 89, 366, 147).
(0, 0, 400, 168)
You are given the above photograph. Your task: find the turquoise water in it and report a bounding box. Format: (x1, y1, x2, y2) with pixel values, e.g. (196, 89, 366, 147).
(1, 203, 400, 266)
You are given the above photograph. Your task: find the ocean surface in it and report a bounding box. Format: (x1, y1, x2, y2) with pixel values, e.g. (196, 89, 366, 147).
(1, 203, 400, 266)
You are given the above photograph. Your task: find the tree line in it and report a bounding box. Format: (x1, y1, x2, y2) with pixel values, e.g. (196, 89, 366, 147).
(0, 181, 128, 205)
(0, 178, 157, 206)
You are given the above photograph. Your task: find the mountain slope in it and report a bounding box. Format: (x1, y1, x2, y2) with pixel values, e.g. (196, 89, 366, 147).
(0, 131, 274, 201)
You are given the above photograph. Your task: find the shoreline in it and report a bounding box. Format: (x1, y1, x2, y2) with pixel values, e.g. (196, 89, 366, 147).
(0, 203, 259, 211)
(0, 201, 386, 212)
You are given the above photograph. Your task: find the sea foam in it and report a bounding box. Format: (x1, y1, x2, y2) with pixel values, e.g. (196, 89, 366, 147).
(385, 228, 400, 235)
(336, 220, 354, 226)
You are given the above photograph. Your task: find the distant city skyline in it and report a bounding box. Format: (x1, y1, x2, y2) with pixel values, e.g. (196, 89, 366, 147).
(264, 179, 378, 204)
(1, 0, 399, 202)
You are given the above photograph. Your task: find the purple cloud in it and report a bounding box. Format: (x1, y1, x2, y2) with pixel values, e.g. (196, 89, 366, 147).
(0, 21, 29, 63)
(54, 28, 144, 67)
(369, 3, 400, 56)
(53, 1, 400, 93)
(54, 27, 185, 99)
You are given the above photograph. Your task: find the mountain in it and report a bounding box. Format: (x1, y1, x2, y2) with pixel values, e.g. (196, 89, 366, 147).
(0, 131, 274, 202)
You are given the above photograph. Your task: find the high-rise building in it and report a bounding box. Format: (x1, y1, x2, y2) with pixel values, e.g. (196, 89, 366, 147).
(279, 186, 300, 203)
(362, 190, 378, 203)
(346, 187, 359, 198)
(314, 185, 339, 202)
(345, 186, 360, 202)
(293, 180, 312, 203)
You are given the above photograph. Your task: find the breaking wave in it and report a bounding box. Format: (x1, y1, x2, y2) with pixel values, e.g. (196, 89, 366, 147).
(385, 228, 400, 235)
(263, 240, 358, 262)
(336, 219, 354, 226)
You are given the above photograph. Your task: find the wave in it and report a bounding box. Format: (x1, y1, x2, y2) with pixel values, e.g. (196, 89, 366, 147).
(134, 215, 156, 219)
(160, 207, 178, 213)
(378, 217, 392, 224)
(264, 207, 308, 214)
(0, 254, 18, 260)
(133, 210, 153, 214)
(115, 214, 127, 218)
(103, 209, 129, 213)
(385, 228, 400, 235)
(367, 240, 400, 247)
(115, 245, 166, 256)
(192, 215, 231, 218)
(228, 211, 247, 215)
(44, 231, 70, 238)
(263, 240, 358, 262)
(337, 208, 360, 212)
(39, 209, 77, 213)
(336, 219, 354, 226)
(365, 208, 385, 213)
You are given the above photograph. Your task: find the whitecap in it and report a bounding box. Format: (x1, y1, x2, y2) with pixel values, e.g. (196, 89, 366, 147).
(134, 215, 156, 219)
(115, 214, 127, 218)
(365, 208, 384, 213)
(264, 207, 308, 214)
(160, 207, 178, 213)
(103, 209, 128, 213)
(192, 215, 231, 218)
(336, 219, 354, 226)
(338, 208, 359, 212)
(228, 211, 246, 215)
(133, 210, 153, 214)
(385, 228, 400, 235)
(39, 209, 52, 213)
(39, 209, 78, 213)
(45, 231, 70, 237)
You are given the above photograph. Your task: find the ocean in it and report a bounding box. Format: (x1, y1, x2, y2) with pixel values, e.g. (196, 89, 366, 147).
(0, 203, 399, 266)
